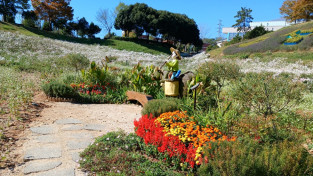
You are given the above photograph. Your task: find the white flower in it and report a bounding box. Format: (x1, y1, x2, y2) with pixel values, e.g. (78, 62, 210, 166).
(106, 138, 109, 141)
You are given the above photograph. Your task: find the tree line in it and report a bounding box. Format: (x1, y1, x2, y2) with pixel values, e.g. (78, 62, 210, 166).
(0, 0, 101, 38)
(0, 1, 202, 47)
(114, 3, 202, 47)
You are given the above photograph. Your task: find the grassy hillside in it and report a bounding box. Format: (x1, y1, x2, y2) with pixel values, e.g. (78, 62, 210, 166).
(0, 22, 171, 55)
(210, 21, 313, 62)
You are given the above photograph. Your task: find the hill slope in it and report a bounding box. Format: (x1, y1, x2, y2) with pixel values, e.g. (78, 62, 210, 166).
(0, 21, 312, 76)
(0, 22, 171, 55)
(0, 22, 173, 68)
(210, 21, 313, 62)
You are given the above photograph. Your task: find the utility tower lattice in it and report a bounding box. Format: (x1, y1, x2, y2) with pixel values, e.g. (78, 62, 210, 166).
(217, 20, 223, 39)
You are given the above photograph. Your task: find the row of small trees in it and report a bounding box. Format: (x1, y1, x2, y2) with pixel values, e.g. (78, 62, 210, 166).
(1, 1, 202, 46)
(114, 3, 203, 47)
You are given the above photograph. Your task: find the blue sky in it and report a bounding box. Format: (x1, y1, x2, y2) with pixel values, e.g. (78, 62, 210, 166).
(70, 0, 286, 39)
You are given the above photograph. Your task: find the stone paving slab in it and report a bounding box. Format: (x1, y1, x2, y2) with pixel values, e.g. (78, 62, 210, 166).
(84, 124, 105, 131)
(72, 152, 81, 163)
(55, 118, 82, 125)
(24, 161, 62, 174)
(36, 168, 75, 176)
(36, 135, 58, 143)
(67, 140, 92, 150)
(30, 125, 57, 135)
(68, 132, 93, 139)
(61, 125, 83, 131)
(24, 146, 62, 160)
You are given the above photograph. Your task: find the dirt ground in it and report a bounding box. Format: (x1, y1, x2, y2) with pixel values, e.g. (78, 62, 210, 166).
(0, 92, 142, 175)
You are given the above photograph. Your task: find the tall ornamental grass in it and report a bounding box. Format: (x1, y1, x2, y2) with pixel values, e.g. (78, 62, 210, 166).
(0, 67, 34, 119)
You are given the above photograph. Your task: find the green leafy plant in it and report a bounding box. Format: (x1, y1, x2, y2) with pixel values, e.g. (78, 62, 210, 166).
(141, 98, 182, 117)
(197, 61, 241, 100)
(42, 81, 78, 98)
(81, 61, 116, 86)
(130, 63, 162, 97)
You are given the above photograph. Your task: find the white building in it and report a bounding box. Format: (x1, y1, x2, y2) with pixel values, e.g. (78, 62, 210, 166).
(223, 18, 293, 41)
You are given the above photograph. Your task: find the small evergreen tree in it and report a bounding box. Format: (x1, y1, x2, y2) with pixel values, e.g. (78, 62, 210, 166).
(232, 7, 254, 33)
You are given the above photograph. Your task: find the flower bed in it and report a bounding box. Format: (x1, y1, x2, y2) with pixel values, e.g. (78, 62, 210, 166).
(134, 111, 236, 169)
(300, 28, 313, 35)
(300, 32, 312, 36)
(70, 83, 114, 96)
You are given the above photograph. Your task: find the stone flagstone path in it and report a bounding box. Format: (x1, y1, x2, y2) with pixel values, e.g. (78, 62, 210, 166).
(23, 118, 105, 175)
(3, 102, 142, 176)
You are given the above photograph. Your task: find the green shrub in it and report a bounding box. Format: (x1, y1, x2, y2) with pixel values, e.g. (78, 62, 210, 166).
(198, 139, 313, 176)
(244, 26, 268, 39)
(141, 98, 182, 117)
(63, 53, 89, 72)
(197, 61, 241, 100)
(225, 34, 242, 46)
(42, 21, 52, 31)
(231, 73, 304, 118)
(42, 81, 78, 98)
(58, 73, 83, 85)
(206, 44, 219, 52)
(79, 131, 183, 176)
(196, 95, 217, 112)
(75, 86, 127, 104)
(76, 93, 107, 104)
(22, 19, 36, 28)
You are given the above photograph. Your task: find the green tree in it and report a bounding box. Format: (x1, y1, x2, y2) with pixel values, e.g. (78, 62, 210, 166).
(0, 0, 29, 22)
(114, 3, 202, 47)
(77, 17, 89, 38)
(114, 2, 127, 16)
(232, 7, 254, 33)
(244, 25, 268, 39)
(130, 3, 158, 38)
(22, 10, 38, 27)
(87, 22, 101, 38)
(114, 5, 135, 37)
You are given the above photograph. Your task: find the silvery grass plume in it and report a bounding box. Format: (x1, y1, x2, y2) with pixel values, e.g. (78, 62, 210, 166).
(1, 30, 313, 77)
(0, 31, 166, 66)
